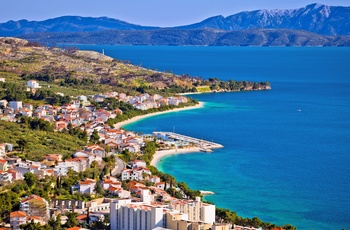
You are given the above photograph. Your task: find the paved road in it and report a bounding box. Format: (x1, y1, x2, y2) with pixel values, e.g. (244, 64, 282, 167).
(111, 157, 125, 176)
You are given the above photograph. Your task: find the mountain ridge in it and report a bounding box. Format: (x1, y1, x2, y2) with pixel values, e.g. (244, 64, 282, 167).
(1, 3, 350, 36)
(1, 3, 350, 46)
(175, 3, 350, 35)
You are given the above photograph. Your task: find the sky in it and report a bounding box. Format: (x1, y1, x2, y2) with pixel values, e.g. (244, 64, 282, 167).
(2, 0, 350, 27)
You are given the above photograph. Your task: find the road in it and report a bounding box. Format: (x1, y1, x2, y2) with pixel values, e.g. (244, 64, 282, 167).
(111, 157, 125, 176)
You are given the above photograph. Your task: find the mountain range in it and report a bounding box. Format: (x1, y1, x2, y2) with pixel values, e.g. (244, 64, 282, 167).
(1, 3, 350, 46)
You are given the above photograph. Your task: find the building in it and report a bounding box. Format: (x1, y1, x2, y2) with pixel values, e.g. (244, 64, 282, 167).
(170, 197, 215, 224)
(110, 199, 166, 230)
(20, 195, 49, 221)
(75, 178, 96, 195)
(52, 199, 85, 211)
(166, 211, 214, 230)
(9, 101, 23, 111)
(10, 211, 27, 230)
(0, 159, 8, 171)
(27, 80, 40, 89)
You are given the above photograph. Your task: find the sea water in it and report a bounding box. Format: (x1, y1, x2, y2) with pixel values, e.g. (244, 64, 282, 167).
(73, 45, 350, 229)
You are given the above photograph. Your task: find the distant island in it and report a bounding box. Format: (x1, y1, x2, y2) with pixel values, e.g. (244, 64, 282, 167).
(1, 3, 350, 46)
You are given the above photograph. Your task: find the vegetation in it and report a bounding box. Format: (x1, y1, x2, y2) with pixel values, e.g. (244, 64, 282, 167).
(216, 208, 296, 230)
(0, 120, 86, 161)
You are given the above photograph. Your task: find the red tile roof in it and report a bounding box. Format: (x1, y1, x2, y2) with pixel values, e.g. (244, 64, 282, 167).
(10, 211, 27, 218)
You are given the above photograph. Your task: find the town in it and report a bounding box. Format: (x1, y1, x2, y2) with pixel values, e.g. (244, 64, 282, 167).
(0, 79, 263, 230)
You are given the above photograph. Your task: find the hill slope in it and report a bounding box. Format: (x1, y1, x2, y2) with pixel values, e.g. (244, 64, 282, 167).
(0, 16, 158, 36)
(19, 28, 350, 46)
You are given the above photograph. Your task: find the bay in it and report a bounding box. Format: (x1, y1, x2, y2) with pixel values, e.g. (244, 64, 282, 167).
(73, 45, 350, 230)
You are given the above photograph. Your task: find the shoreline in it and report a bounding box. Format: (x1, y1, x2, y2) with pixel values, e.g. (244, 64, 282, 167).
(114, 101, 204, 129)
(150, 147, 202, 167)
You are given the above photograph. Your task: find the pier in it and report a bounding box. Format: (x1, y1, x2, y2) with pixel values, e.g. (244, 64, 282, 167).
(153, 132, 223, 149)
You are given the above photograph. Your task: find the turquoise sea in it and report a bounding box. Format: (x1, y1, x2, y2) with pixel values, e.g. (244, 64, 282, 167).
(73, 45, 350, 229)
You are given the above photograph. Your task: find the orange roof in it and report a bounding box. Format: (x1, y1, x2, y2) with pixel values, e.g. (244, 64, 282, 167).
(66, 227, 84, 230)
(0, 159, 7, 164)
(77, 214, 88, 221)
(79, 179, 95, 185)
(28, 216, 42, 221)
(10, 211, 27, 218)
(21, 195, 45, 203)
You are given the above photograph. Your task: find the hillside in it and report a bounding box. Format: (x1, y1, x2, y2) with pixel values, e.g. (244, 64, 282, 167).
(0, 16, 158, 37)
(19, 28, 350, 46)
(0, 37, 270, 97)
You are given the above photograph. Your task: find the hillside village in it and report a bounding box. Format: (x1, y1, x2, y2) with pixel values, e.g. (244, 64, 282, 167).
(0, 79, 239, 230)
(0, 39, 291, 230)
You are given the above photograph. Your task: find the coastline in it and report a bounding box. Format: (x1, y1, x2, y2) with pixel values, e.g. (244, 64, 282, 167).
(114, 101, 204, 129)
(150, 147, 202, 167)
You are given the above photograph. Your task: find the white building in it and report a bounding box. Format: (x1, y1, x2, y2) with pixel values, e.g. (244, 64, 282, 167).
(27, 80, 40, 89)
(20, 195, 49, 221)
(9, 101, 23, 111)
(110, 199, 166, 230)
(170, 197, 215, 224)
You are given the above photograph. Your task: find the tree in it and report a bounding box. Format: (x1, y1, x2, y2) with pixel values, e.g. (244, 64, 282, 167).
(90, 129, 100, 144)
(64, 212, 78, 228)
(24, 172, 37, 187)
(16, 138, 28, 153)
(94, 182, 103, 196)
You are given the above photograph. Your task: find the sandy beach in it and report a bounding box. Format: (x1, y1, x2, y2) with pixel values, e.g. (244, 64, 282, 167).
(114, 102, 204, 129)
(150, 147, 202, 166)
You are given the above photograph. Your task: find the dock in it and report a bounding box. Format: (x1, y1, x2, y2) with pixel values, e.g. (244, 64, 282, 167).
(153, 131, 223, 149)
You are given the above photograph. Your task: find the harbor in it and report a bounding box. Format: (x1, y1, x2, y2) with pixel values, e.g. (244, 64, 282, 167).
(153, 131, 224, 150)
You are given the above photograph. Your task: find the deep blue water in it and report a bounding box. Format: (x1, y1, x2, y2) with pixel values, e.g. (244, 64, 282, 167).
(74, 45, 350, 229)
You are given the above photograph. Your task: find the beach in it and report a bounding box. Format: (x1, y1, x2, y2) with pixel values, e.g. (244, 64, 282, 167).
(150, 147, 202, 166)
(114, 101, 204, 129)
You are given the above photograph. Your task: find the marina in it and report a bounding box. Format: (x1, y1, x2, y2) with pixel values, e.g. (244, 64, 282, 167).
(153, 131, 224, 149)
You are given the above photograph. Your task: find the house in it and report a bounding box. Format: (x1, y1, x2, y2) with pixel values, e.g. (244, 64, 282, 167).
(0, 99, 8, 108)
(0, 159, 8, 171)
(85, 198, 111, 212)
(56, 158, 87, 175)
(108, 187, 131, 198)
(0, 77, 5, 82)
(85, 145, 105, 158)
(75, 178, 96, 195)
(0, 171, 12, 183)
(20, 195, 50, 221)
(7, 169, 23, 180)
(66, 227, 89, 230)
(55, 120, 68, 130)
(148, 175, 161, 184)
(27, 80, 40, 89)
(130, 160, 147, 169)
(43, 154, 62, 162)
(9, 101, 22, 111)
(10, 211, 27, 230)
(102, 176, 121, 190)
(155, 182, 168, 190)
(121, 166, 151, 181)
(20, 108, 33, 117)
(0, 144, 5, 157)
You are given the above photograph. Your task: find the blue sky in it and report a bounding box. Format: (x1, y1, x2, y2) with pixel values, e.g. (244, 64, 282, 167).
(2, 0, 350, 26)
